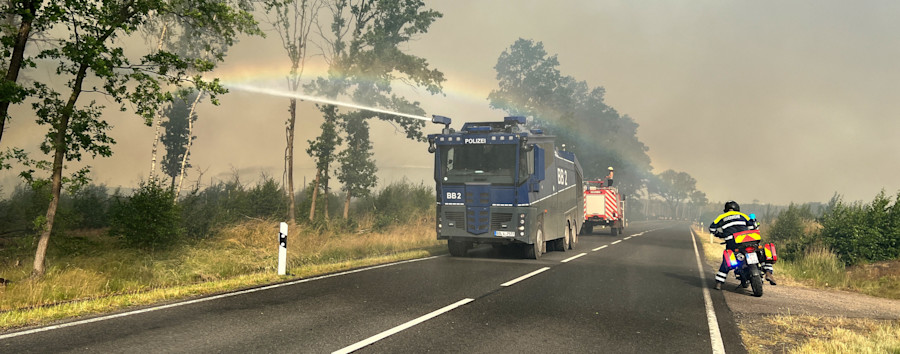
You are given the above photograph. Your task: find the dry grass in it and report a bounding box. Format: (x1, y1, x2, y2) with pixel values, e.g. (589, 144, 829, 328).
(739, 315, 900, 354)
(0, 216, 443, 331)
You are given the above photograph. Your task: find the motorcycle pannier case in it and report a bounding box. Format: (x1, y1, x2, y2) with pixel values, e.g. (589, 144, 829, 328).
(723, 249, 738, 269)
(763, 243, 778, 263)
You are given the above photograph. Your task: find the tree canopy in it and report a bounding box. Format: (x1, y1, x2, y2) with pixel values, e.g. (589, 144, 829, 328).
(489, 38, 652, 197)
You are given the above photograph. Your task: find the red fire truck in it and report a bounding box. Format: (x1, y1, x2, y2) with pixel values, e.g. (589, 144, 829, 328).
(581, 180, 625, 235)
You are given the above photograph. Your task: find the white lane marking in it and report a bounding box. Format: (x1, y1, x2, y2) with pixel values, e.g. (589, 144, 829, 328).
(592, 245, 609, 251)
(624, 236, 632, 240)
(560, 253, 587, 263)
(332, 298, 475, 354)
(689, 228, 726, 354)
(0, 255, 444, 340)
(501, 267, 551, 287)
(611, 240, 622, 245)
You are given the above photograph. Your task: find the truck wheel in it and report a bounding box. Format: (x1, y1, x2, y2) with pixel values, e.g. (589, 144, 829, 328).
(526, 229, 543, 259)
(569, 224, 578, 249)
(610, 227, 618, 236)
(448, 240, 467, 257)
(561, 226, 570, 251)
(583, 224, 593, 235)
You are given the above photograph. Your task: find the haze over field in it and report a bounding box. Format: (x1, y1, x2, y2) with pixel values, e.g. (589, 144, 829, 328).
(2, 1, 899, 205)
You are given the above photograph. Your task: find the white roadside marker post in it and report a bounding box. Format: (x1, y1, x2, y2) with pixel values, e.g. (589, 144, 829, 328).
(278, 222, 288, 275)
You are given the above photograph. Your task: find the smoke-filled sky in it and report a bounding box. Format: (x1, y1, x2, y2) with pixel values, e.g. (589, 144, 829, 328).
(3, 1, 900, 206)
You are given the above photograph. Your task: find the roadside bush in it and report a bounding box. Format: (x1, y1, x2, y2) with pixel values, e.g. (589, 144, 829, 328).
(110, 181, 181, 249)
(367, 181, 433, 231)
(821, 191, 900, 265)
(68, 184, 111, 229)
(767, 203, 819, 261)
(0, 183, 52, 237)
(180, 175, 289, 238)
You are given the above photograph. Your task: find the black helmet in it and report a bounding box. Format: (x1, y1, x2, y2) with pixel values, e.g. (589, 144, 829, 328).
(724, 200, 740, 212)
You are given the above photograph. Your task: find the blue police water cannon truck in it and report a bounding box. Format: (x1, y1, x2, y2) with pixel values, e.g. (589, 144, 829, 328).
(426, 115, 584, 259)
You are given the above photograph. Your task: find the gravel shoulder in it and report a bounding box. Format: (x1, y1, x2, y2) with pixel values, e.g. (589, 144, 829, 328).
(717, 276, 900, 320)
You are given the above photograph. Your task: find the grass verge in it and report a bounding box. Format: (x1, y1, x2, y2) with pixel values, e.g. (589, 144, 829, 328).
(0, 217, 443, 332)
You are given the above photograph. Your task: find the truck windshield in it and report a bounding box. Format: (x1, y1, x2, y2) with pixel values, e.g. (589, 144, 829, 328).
(439, 144, 517, 184)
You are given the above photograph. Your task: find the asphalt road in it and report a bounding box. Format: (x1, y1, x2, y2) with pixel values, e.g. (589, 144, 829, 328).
(1, 221, 746, 353)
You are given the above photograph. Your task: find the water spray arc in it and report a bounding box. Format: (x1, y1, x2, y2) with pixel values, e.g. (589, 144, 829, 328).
(226, 83, 431, 121)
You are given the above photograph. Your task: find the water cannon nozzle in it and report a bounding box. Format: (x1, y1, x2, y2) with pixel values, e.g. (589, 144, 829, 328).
(432, 115, 452, 134)
(504, 116, 526, 125)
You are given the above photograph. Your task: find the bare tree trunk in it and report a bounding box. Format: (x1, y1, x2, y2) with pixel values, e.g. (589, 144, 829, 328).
(343, 191, 351, 219)
(323, 170, 330, 219)
(149, 118, 162, 180)
(148, 23, 168, 181)
(309, 168, 320, 221)
(174, 90, 203, 203)
(286, 98, 297, 224)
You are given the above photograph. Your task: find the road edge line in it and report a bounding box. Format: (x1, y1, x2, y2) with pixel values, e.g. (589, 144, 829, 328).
(690, 227, 726, 354)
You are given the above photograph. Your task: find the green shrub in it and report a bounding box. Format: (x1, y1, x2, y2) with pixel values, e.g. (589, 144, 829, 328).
(110, 180, 182, 249)
(367, 181, 433, 231)
(781, 246, 848, 288)
(68, 184, 111, 229)
(768, 203, 818, 261)
(821, 191, 900, 265)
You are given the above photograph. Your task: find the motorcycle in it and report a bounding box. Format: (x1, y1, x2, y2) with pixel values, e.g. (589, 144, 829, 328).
(721, 229, 777, 297)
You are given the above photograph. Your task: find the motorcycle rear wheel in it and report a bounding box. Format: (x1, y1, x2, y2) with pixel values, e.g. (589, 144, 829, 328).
(750, 274, 764, 297)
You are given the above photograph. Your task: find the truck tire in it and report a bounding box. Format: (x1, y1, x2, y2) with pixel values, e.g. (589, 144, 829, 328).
(582, 224, 593, 235)
(525, 229, 544, 259)
(611, 226, 618, 236)
(561, 226, 570, 251)
(448, 240, 467, 257)
(569, 224, 578, 249)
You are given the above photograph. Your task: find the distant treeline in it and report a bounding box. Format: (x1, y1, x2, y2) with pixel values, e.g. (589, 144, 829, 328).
(0, 178, 433, 251)
(766, 191, 900, 265)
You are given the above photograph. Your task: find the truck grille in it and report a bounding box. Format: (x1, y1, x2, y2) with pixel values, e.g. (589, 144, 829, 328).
(491, 213, 513, 230)
(445, 211, 465, 228)
(466, 207, 490, 234)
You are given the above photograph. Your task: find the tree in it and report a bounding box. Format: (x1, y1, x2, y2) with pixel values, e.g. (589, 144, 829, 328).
(489, 38, 652, 197)
(305, 104, 341, 220)
(336, 111, 376, 218)
(306, 0, 444, 220)
(160, 90, 199, 188)
(0, 0, 51, 145)
(649, 169, 698, 219)
(27, 0, 260, 277)
(263, 0, 323, 224)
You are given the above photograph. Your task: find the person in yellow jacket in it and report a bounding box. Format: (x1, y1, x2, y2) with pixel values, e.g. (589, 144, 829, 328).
(708, 201, 776, 289)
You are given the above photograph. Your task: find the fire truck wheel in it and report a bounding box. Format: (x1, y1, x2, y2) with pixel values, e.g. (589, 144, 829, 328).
(583, 224, 593, 235)
(611, 227, 619, 236)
